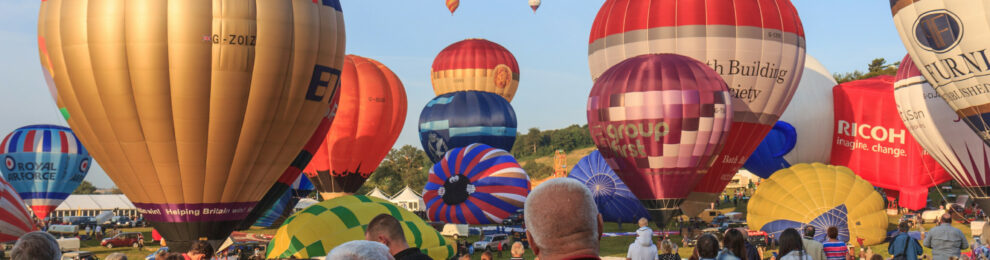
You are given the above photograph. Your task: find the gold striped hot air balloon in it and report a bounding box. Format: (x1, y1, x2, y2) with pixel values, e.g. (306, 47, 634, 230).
(446, 0, 459, 14)
(37, 0, 346, 251)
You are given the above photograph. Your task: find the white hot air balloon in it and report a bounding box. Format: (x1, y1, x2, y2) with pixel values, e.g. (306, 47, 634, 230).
(894, 54, 990, 212)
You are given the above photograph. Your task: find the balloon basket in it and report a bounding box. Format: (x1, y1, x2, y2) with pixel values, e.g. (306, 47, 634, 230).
(642, 199, 683, 230)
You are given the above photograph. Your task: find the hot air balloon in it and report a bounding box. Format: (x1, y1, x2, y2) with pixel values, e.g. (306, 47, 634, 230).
(236, 90, 340, 231)
(432, 39, 520, 102)
(830, 75, 950, 210)
(267, 195, 455, 259)
(423, 143, 530, 225)
(891, 1, 990, 147)
(567, 150, 651, 223)
(529, 0, 541, 12)
(586, 0, 808, 216)
(748, 163, 888, 246)
(419, 91, 517, 163)
(252, 174, 315, 228)
(0, 125, 91, 220)
(446, 0, 459, 14)
(0, 175, 35, 243)
(894, 54, 990, 212)
(306, 55, 407, 200)
(744, 55, 838, 178)
(587, 54, 733, 225)
(37, 0, 346, 251)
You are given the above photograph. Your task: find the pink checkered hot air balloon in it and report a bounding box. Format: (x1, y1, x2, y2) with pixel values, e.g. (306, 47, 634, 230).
(587, 54, 733, 225)
(588, 0, 806, 216)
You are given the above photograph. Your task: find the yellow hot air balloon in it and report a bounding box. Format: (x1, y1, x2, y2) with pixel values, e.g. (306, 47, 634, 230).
(267, 195, 455, 259)
(747, 163, 888, 246)
(37, 0, 346, 251)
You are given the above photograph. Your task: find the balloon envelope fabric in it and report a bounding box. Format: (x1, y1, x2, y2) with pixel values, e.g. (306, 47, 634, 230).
(0, 175, 35, 242)
(567, 150, 651, 223)
(747, 163, 888, 246)
(419, 91, 517, 163)
(252, 174, 315, 228)
(0, 125, 91, 219)
(423, 143, 530, 225)
(266, 195, 454, 259)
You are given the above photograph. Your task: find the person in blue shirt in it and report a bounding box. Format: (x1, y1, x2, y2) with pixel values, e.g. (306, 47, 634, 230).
(888, 222, 923, 260)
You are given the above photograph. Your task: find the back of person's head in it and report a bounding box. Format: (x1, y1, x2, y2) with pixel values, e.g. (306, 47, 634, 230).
(899, 222, 911, 232)
(827, 226, 839, 240)
(941, 213, 953, 224)
(189, 241, 214, 259)
(481, 251, 493, 260)
(524, 178, 601, 256)
(458, 254, 471, 260)
(870, 254, 884, 260)
(164, 253, 186, 260)
(660, 239, 675, 254)
(638, 217, 649, 227)
(11, 231, 61, 260)
(366, 214, 407, 245)
(326, 240, 395, 260)
(803, 226, 816, 238)
(511, 241, 525, 257)
(696, 234, 720, 259)
(779, 228, 805, 257)
(723, 229, 746, 260)
(105, 252, 128, 260)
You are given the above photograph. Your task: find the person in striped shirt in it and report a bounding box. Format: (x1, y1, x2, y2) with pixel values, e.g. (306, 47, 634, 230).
(822, 227, 850, 260)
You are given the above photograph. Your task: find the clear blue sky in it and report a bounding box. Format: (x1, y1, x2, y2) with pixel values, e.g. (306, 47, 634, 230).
(0, 1, 905, 188)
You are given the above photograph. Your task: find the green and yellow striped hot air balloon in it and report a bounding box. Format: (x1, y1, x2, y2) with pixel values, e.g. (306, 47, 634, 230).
(267, 195, 455, 259)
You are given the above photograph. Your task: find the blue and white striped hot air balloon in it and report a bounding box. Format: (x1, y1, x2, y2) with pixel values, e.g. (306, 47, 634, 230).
(568, 150, 651, 223)
(419, 91, 517, 163)
(0, 125, 91, 220)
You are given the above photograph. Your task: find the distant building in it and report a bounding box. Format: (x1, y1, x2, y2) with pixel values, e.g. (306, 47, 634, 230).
(726, 169, 760, 190)
(367, 187, 391, 200)
(390, 186, 425, 212)
(51, 194, 140, 219)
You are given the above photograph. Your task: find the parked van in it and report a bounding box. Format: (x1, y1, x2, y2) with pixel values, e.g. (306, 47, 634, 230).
(441, 224, 470, 239)
(921, 209, 947, 224)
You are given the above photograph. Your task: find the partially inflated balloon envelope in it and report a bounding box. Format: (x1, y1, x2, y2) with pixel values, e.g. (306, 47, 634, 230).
(587, 54, 733, 225)
(830, 75, 950, 210)
(37, 0, 346, 251)
(894, 54, 990, 212)
(267, 195, 454, 259)
(423, 143, 530, 225)
(306, 55, 407, 200)
(567, 150, 651, 223)
(744, 55, 837, 178)
(419, 91, 517, 163)
(446, 0, 459, 14)
(586, 0, 808, 216)
(0, 175, 34, 243)
(748, 163, 887, 246)
(432, 39, 520, 102)
(891, 0, 990, 147)
(529, 0, 541, 12)
(252, 174, 315, 229)
(0, 125, 91, 220)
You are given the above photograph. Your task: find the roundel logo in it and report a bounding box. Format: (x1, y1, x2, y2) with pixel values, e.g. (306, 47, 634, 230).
(79, 158, 90, 172)
(4, 156, 14, 171)
(913, 9, 963, 53)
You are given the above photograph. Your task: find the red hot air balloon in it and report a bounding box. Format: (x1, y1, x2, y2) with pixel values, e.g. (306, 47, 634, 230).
(830, 75, 950, 210)
(305, 55, 407, 200)
(587, 54, 733, 225)
(586, 0, 807, 216)
(446, 0, 459, 14)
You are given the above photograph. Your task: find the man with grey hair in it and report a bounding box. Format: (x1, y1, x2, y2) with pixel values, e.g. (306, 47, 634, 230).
(327, 240, 395, 260)
(10, 231, 62, 260)
(525, 178, 603, 260)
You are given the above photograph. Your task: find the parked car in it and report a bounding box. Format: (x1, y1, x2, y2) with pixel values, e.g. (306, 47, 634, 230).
(68, 216, 96, 227)
(107, 216, 134, 227)
(441, 224, 470, 239)
(684, 228, 723, 248)
(502, 209, 525, 226)
(900, 213, 917, 225)
(56, 237, 80, 252)
(747, 230, 769, 248)
(61, 251, 97, 260)
(101, 232, 144, 248)
(473, 234, 510, 252)
(48, 224, 79, 238)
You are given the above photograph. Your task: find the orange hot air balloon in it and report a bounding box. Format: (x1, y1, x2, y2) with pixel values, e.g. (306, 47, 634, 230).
(38, 0, 346, 251)
(305, 55, 408, 199)
(446, 0, 460, 14)
(432, 39, 520, 102)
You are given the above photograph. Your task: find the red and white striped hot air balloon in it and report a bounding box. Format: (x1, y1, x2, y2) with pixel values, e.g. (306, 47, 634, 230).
(587, 0, 807, 216)
(0, 176, 34, 243)
(432, 38, 520, 102)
